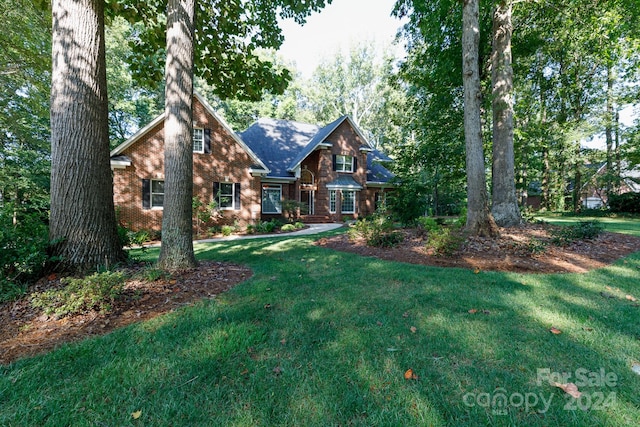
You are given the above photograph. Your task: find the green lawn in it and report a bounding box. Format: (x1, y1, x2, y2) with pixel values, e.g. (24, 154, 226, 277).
(536, 213, 640, 237)
(2, 219, 640, 426)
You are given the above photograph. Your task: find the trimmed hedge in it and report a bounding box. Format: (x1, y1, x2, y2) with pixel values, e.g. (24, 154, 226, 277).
(609, 192, 640, 214)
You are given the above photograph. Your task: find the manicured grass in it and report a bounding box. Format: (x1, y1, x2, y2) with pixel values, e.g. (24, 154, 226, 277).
(2, 225, 640, 426)
(536, 213, 640, 237)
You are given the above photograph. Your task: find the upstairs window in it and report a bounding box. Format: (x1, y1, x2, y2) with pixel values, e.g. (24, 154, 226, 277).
(193, 127, 204, 153)
(334, 154, 355, 173)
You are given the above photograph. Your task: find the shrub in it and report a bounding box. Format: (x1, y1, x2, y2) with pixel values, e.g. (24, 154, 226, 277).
(348, 215, 403, 248)
(416, 216, 440, 234)
(425, 227, 464, 256)
(282, 199, 307, 221)
(31, 271, 126, 317)
(1, 208, 50, 302)
(550, 220, 604, 246)
(609, 192, 640, 214)
(281, 223, 296, 232)
(221, 225, 234, 236)
(129, 229, 151, 246)
(254, 219, 281, 233)
(294, 221, 305, 229)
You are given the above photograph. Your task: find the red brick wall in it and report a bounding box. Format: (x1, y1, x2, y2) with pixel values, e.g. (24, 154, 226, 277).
(313, 121, 369, 221)
(112, 98, 261, 232)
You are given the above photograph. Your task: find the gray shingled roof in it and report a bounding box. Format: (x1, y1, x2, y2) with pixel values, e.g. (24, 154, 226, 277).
(239, 116, 394, 185)
(287, 116, 347, 172)
(326, 175, 364, 189)
(239, 118, 319, 178)
(367, 149, 395, 183)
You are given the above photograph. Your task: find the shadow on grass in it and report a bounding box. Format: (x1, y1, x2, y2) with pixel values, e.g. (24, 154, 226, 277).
(1, 234, 639, 426)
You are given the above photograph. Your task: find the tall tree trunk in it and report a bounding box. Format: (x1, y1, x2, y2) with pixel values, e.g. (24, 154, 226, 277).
(50, 0, 125, 270)
(605, 64, 614, 193)
(542, 146, 550, 210)
(572, 143, 581, 212)
(490, 0, 521, 226)
(157, 0, 197, 270)
(462, 0, 499, 237)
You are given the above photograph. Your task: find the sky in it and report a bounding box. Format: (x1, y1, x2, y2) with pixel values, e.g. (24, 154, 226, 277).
(277, 0, 405, 77)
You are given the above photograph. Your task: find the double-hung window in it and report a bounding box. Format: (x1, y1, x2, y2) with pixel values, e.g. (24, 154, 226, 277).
(193, 127, 204, 153)
(262, 184, 282, 214)
(151, 179, 164, 208)
(217, 183, 234, 209)
(213, 182, 240, 210)
(335, 155, 354, 173)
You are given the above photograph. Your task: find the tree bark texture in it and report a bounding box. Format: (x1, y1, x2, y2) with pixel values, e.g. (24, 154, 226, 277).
(157, 0, 197, 270)
(50, 0, 125, 270)
(490, 0, 521, 226)
(462, 0, 499, 237)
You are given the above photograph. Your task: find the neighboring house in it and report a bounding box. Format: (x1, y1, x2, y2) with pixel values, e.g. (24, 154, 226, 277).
(110, 93, 394, 231)
(580, 162, 640, 209)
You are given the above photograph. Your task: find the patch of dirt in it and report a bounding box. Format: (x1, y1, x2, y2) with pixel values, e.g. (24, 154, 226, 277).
(0, 261, 251, 365)
(3, 223, 640, 366)
(316, 223, 640, 274)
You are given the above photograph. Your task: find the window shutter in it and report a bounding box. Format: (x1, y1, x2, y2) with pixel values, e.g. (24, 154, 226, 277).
(353, 157, 358, 172)
(332, 154, 337, 171)
(234, 183, 241, 210)
(142, 179, 150, 209)
(204, 128, 211, 154)
(213, 182, 219, 204)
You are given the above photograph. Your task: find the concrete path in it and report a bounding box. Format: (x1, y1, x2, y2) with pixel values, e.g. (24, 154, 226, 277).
(194, 223, 344, 244)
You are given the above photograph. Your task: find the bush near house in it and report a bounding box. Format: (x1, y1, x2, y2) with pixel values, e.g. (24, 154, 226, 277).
(609, 192, 640, 214)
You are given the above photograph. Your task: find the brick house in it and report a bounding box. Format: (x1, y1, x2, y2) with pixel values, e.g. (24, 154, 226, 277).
(110, 93, 394, 231)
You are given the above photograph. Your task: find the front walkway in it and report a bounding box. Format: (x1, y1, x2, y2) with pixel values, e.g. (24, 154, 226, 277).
(195, 223, 344, 244)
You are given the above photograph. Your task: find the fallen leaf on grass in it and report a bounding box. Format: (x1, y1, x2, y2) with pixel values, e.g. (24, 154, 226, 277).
(551, 382, 582, 398)
(404, 368, 418, 380)
(131, 410, 142, 420)
(402, 311, 409, 318)
(626, 295, 637, 302)
(549, 327, 562, 335)
(474, 267, 481, 274)
(410, 326, 417, 333)
(468, 309, 478, 314)
(273, 366, 282, 375)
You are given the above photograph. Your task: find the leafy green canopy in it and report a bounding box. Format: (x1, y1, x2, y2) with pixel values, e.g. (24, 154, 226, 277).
(108, 0, 332, 101)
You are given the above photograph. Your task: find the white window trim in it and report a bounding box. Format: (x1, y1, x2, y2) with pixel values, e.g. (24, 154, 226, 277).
(336, 155, 354, 173)
(151, 179, 164, 209)
(193, 127, 204, 153)
(341, 190, 356, 214)
(217, 182, 235, 210)
(329, 190, 337, 213)
(262, 184, 282, 214)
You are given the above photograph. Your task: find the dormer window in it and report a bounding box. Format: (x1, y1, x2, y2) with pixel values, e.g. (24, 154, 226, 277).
(334, 154, 355, 173)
